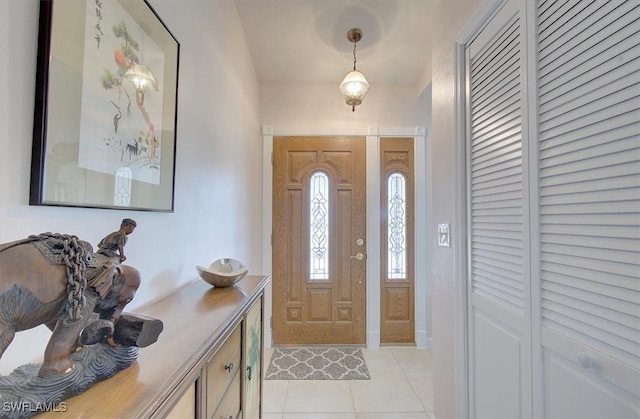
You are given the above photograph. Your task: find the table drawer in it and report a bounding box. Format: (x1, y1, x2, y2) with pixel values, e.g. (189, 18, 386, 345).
(211, 370, 241, 419)
(206, 326, 241, 417)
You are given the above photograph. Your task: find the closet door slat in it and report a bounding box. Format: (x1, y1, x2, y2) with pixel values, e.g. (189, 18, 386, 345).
(537, 0, 640, 368)
(470, 14, 525, 315)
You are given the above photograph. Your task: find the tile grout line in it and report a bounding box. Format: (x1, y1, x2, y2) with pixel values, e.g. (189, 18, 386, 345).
(282, 380, 290, 415)
(392, 347, 430, 413)
(348, 372, 357, 414)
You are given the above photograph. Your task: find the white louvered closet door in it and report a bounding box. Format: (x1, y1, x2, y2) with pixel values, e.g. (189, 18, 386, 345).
(466, 1, 532, 417)
(536, 0, 640, 417)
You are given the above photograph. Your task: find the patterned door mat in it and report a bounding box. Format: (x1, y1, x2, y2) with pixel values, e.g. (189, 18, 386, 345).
(265, 346, 370, 380)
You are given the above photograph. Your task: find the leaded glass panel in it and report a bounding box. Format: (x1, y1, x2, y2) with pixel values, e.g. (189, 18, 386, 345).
(114, 167, 132, 206)
(388, 173, 407, 279)
(310, 171, 329, 280)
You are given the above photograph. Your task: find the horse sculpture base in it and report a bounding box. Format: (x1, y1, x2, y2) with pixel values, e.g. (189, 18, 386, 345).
(0, 344, 139, 419)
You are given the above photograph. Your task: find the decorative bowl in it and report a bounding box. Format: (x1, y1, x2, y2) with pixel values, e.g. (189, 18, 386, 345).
(196, 258, 249, 287)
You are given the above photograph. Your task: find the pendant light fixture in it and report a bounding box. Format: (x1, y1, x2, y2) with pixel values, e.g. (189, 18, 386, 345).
(339, 28, 369, 112)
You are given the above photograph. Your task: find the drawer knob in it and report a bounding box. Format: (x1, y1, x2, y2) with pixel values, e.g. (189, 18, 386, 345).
(224, 362, 234, 373)
(577, 352, 596, 370)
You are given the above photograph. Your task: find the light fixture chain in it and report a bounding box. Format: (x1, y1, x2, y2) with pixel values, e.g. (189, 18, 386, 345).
(353, 41, 357, 71)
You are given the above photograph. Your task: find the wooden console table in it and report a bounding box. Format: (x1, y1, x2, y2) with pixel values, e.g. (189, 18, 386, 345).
(40, 275, 270, 418)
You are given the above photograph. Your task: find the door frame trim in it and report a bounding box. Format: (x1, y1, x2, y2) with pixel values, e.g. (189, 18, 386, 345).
(261, 126, 427, 349)
(453, 0, 510, 417)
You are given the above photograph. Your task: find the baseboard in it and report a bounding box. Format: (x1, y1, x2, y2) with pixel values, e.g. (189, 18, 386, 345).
(367, 331, 380, 348)
(264, 330, 272, 349)
(416, 330, 430, 348)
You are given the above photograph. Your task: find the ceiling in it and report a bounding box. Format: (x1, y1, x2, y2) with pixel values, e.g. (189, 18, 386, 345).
(234, 0, 435, 86)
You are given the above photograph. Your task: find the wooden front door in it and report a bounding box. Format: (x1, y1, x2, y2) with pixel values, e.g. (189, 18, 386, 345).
(272, 136, 366, 344)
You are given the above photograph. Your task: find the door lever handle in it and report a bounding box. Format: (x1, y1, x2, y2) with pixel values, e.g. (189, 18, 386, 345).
(350, 253, 364, 261)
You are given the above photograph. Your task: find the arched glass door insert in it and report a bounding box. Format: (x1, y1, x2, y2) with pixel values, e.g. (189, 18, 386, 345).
(309, 171, 330, 280)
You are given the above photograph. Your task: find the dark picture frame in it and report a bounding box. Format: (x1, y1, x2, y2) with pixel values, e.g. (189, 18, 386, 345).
(30, 0, 179, 212)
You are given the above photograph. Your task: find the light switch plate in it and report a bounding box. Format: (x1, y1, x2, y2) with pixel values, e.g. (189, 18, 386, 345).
(438, 224, 450, 247)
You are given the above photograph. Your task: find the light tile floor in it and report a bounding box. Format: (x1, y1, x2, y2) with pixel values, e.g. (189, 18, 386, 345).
(262, 347, 435, 419)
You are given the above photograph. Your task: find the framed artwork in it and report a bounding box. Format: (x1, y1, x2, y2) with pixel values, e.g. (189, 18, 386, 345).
(30, 0, 180, 212)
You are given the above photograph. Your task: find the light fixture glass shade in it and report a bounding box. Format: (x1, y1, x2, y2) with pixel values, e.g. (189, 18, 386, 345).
(124, 63, 158, 91)
(339, 70, 370, 108)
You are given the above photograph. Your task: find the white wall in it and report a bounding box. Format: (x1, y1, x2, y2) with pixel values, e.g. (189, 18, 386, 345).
(429, 0, 483, 418)
(0, 0, 262, 374)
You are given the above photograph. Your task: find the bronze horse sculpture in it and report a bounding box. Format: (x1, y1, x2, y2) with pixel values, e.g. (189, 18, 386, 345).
(0, 232, 141, 378)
